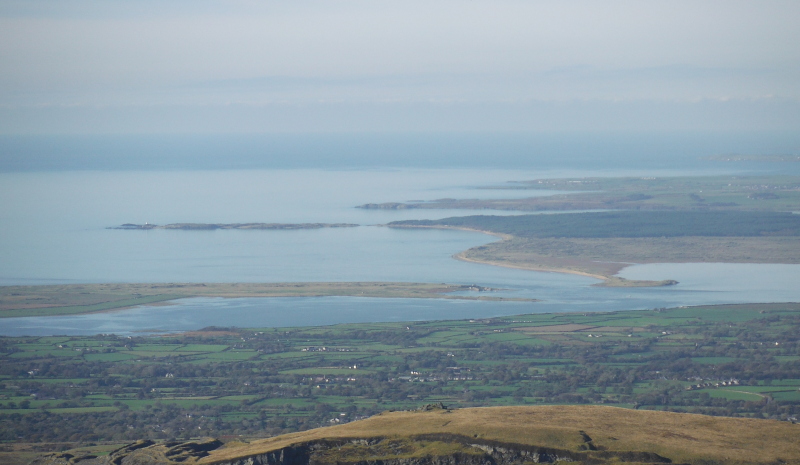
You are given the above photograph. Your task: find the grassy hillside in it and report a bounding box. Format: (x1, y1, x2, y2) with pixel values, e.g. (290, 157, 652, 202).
(204, 405, 800, 465)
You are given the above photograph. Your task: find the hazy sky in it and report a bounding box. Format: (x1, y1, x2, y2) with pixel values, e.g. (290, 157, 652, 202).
(1, 0, 799, 133)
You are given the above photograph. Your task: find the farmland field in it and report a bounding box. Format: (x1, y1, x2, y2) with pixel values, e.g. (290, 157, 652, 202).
(0, 301, 798, 460)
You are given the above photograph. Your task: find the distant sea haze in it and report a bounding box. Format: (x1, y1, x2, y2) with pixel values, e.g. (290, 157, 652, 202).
(1, 131, 799, 172)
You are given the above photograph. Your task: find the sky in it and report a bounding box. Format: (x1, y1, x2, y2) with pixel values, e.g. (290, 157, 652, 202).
(1, 0, 799, 134)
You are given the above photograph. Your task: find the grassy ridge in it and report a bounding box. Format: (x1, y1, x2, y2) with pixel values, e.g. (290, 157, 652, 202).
(204, 406, 800, 465)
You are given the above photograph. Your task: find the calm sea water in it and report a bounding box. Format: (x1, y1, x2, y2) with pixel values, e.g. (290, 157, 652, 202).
(1, 132, 799, 336)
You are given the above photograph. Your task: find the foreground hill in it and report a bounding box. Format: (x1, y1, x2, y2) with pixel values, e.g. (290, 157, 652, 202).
(35, 405, 800, 465)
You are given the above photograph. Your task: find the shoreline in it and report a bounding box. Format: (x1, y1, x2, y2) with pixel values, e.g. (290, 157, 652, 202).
(455, 251, 677, 287)
(453, 251, 610, 280)
(389, 224, 677, 287)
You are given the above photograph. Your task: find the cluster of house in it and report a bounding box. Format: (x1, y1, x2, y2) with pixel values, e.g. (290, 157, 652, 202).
(56, 344, 100, 353)
(685, 378, 740, 391)
(302, 375, 362, 389)
(300, 346, 354, 352)
(395, 367, 473, 383)
(328, 413, 369, 424)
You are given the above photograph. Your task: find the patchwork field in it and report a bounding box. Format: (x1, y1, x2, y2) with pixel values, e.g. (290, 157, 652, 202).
(1, 302, 798, 464)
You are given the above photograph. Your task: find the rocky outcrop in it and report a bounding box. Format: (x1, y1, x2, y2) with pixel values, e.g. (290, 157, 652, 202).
(29, 438, 223, 465)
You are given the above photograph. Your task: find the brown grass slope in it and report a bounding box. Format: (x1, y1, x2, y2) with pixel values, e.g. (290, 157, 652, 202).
(203, 406, 800, 465)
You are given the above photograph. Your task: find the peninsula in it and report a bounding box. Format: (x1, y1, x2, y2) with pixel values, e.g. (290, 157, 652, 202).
(107, 176, 800, 288)
(381, 183, 800, 287)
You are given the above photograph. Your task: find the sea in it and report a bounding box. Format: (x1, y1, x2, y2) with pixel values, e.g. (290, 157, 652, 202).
(2, 131, 800, 336)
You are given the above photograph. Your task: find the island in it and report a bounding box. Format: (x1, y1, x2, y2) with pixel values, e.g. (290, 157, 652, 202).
(109, 223, 359, 230)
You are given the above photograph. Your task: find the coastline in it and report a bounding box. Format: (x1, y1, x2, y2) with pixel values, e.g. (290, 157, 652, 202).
(455, 249, 677, 287)
(389, 224, 676, 287)
(453, 250, 609, 280)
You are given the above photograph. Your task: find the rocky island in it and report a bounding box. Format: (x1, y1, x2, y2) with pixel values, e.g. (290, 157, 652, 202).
(109, 223, 359, 230)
